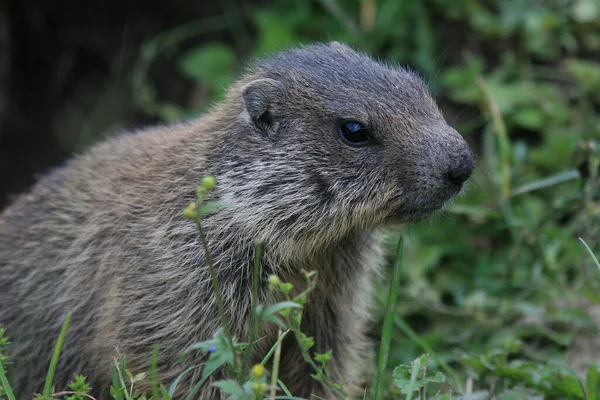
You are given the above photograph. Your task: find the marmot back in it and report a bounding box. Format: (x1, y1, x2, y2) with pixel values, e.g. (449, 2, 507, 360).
(0, 42, 475, 399)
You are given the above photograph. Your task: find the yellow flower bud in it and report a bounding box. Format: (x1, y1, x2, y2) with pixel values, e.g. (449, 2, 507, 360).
(251, 381, 268, 395)
(251, 364, 265, 378)
(268, 275, 280, 289)
(201, 176, 216, 190)
(182, 202, 197, 219)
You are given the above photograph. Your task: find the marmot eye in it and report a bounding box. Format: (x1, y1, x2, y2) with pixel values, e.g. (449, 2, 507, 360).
(339, 121, 373, 147)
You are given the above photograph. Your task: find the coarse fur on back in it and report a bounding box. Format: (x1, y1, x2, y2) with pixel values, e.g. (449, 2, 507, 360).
(0, 41, 475, 399)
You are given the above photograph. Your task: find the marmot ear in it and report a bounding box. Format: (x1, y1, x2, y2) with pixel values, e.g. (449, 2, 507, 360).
(241, 78, 283, 133)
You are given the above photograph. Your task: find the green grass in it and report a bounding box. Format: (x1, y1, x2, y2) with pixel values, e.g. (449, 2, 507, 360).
(42, 313, 72, 398)
(374, 236, 404, 399)
(2, 0, 600, 399)
(0, 362, 16, 400)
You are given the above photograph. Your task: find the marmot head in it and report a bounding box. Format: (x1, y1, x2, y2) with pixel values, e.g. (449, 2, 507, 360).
(210, 42, 475, 249)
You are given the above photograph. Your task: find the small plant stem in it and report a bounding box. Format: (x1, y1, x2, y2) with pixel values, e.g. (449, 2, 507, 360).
(151, 345, 160, 400)
(476, 77, 519, 287)
(196, 219, 240, 374)
(404, 357, 420, 400)
(277, 279, 347, 397)
(269, 329, 285, 400)
(260, 329, 289, 366)
(374, 236, 404, 400)
(360, 0, 376, 31)
(280, 275, 346, 397)
(112, 356, 133, 400)
(476, 76, 511, 200)
(43, 312, 72, 397)
(579, 376, 589, 400)
(243, 240, 263, 375)
(290, 327, 345, 398)
(110, 363, 124, 400)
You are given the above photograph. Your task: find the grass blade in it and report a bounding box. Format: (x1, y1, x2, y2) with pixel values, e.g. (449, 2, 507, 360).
(160, 384, 173, 400)
(0, 361, 16, 400)
(151, 345, 160, 400)
(269, 329, 286, 400)
(184, 362, 222, 400)
(242, 239, 263, 375)
(196, 218, 239, 375)
(168, 364, 201, 396)
(579, 237, 600, 271)
(110, 363, 125, 400)
(277, 379, 294, 397)
(43, 312, 72, 396)
(374, 235, 404, 399)
(261, 330, 289, 366)
(476, 76, 511, 199)
(511, 169, 581, 196)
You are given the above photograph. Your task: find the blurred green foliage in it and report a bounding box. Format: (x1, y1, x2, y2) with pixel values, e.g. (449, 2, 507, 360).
(54, 0, 600, 397)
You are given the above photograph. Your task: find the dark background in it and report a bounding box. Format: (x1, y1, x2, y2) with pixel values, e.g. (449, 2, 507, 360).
(0, 0, 250, 208)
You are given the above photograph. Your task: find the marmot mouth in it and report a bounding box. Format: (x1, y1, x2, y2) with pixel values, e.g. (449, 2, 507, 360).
(385, 204, 445, 224)
(384, 182, 464, 224)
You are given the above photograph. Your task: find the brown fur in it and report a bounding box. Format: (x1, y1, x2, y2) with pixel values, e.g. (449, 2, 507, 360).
(0, 42, 475, 399)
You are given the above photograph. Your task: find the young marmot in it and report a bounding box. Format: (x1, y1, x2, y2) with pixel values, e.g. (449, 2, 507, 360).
(0, 42, 475, 399)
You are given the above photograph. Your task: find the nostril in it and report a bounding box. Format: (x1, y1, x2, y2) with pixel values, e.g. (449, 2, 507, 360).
(446, 155, 475, 186)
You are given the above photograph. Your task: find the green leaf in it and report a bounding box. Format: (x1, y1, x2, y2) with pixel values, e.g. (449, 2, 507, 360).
(211, 379, 246, 396)
(198, 201, 232, 215)
(261, 301, 303, 316)
(184, 328, 239, 392)
(513, 107, 544, 129)
(110, 364, 125, 400)
(259, 301, 302, 329)
(586, 363, 600, 400)
(178, 44, 236, 92)
(428, 372, 446, 383)
(200, 351, 230, 383)
(160, 384, 173, 400)
(392, 354, 446, 394)
(0, 362, 16, 400)
(131, 372, 146, 384)
(314, 350, 333, 364)
(252, 10, 299, 57)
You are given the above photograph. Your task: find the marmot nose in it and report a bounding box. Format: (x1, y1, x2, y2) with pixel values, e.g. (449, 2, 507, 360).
(446, 153, 475, 186)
